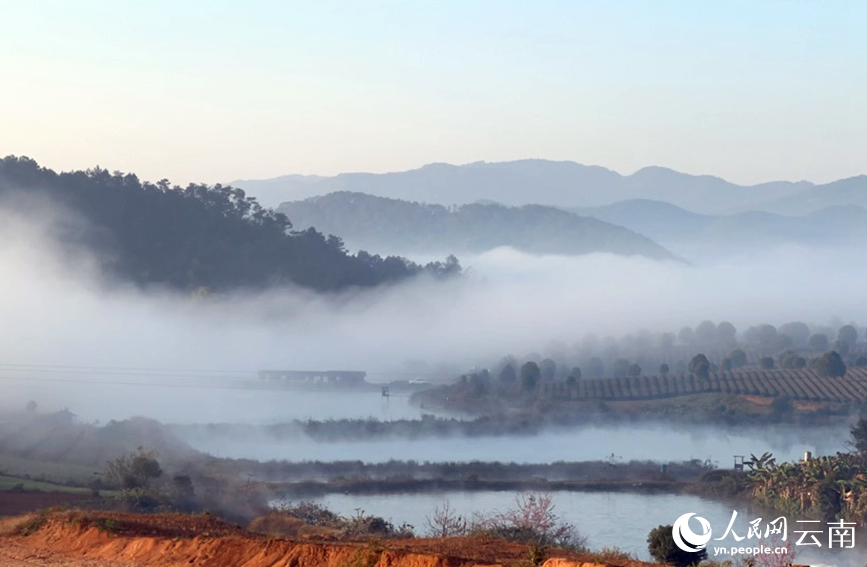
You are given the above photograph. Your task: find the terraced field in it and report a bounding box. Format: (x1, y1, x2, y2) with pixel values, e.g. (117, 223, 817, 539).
(541, 366, 867, 403)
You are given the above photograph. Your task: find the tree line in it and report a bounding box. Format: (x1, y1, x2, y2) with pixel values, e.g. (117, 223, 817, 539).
(0, 156, 460, 292)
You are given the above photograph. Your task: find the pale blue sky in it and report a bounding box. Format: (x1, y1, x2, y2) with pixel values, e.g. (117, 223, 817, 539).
(1, 1, 863, 185)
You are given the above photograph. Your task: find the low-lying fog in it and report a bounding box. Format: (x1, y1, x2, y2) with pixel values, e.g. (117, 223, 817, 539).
(1, 207, 866, 437)
(181, 417, 847, 465)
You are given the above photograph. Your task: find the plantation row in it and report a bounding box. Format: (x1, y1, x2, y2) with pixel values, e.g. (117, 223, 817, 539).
(539, 366, 867, 403)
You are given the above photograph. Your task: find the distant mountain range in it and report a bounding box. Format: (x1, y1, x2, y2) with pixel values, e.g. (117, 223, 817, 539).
(232, 160, 865, 215)
(570, 200, 867, 256)
(277, 192, 678, 260)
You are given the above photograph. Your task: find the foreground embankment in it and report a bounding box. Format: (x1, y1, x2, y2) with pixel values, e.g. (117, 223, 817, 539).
(0, 510, 655, 567)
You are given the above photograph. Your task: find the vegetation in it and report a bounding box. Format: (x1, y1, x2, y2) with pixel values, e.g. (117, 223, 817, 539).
(471, 492, 586, 550)
(815, 350, 846, 378)
(743, 421, 867, 523)
(647, 524, 706, 565)
(263, 501, 414, 540)
(0, 475, 95, 494)
(0, 156, 459, 292)
(415, 319, 866, 420)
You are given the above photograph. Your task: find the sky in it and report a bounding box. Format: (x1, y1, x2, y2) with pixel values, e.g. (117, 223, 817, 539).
(1, 0, 864, 186)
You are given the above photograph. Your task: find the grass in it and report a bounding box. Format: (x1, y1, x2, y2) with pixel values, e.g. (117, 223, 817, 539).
(0, 474, 95, 494)
(0, 453, 100, 484)
(94, 517, 121, 534)
(13, 510, 49, 535)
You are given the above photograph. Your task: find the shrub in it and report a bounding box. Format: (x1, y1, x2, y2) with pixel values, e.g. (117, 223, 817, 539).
(425, 499, 468, 537)
(474, 492, 586, 550)
(647, 524, 706, 566)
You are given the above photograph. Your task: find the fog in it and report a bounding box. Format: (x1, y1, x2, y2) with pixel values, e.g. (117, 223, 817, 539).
(180, 419, 847, 465)
(1, 203, 866, 424)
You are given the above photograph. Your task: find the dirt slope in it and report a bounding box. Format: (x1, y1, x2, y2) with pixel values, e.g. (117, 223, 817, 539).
(0, 511, 655, 567)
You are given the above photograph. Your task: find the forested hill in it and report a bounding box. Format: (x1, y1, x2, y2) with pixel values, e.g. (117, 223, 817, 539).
(278, 191, 677, 260)
(0, 156, 460, 292)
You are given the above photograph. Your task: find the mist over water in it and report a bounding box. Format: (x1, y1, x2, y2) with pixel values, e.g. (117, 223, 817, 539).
(182, 419, 847, 465)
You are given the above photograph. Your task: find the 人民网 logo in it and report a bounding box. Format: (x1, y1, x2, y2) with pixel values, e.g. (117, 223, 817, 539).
(672, 513, 713, 552)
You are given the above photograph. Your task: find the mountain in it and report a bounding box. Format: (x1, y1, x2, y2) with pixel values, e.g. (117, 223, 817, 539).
(277, 192, 678, 260)
(569, 199, 715, 244)
(571, 199, 867, 258)
(233, 160, 813, 214)
(756, 175, 867, 215)
(0, 156, 460, 292)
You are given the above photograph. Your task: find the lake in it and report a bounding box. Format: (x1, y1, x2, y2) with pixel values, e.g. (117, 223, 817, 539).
(179, 413, 848, 466)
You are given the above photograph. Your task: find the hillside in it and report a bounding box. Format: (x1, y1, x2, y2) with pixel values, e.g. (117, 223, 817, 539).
(277, 192, 677, 260)
(0, 156, 459, 292)
(758, 175, 867, 215)
(536, 366, 867, 404)
(571, 199, 867, 256)
(234, 159, 812, 214)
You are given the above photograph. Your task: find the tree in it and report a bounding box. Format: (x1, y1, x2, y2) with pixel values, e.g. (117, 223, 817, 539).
(759, 357, 775, 370)
(647, 524, 706, 566)
(171, 475, 196, 512)
(779, 350, 806, 370)
(745, 324, 777, 348)
(658, 363, 670, 375)
(695, 321, 716, 345)
(612, 358, 631, 379)
(586, 357, 604, 379)
(816, 351, 846, 378)
(779, 321, 810, 347)
(770, 396, 793, 421)
(539, 359, 557, 381)
(103, 447, 166, 511)
(468, 373, 487, 398)
(850, 417, 867, 453)
(832, 339, 851, 356)
(728, 349, 747, 368)
(425, 499, 468, 537)
(721, 358, 732, 371)
(688, 354, 710, 380)
(479, 492, 585, 549)
(25, 400, 37, 413)
(498, 364, 517, 384)
(716, 321, 737, 345)
(809, 333, 829, 352)
(628, 363, 642, 377)
(678, 327, 695, 346)
(520, 362, 541, 392)
(838, 325, 858, 348)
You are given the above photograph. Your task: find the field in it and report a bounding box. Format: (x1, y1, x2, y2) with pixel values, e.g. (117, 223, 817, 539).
(0, 475, 95, 494)
(542, 367, 867, 403)
(0, 455, 100, 485)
